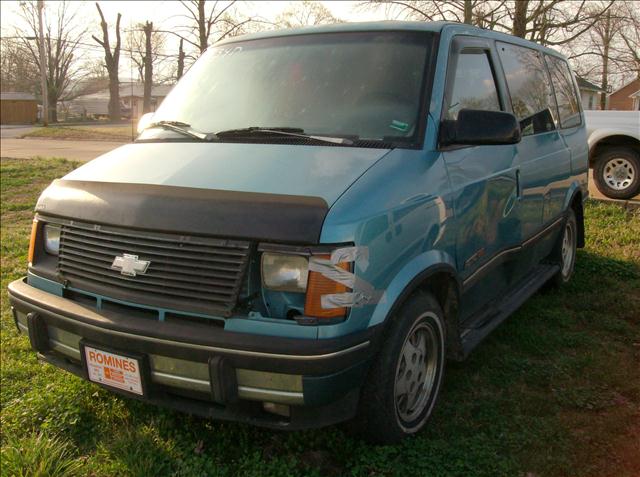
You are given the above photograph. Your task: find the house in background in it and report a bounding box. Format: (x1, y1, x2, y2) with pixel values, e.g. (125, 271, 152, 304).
(63, 82, 174, 119)
(121, 84, 173, 119)
(0, 92, 38, 124)
(576, 77, 606, 110)
(607, 78, 640, 111)
(61, 90, 111, 118)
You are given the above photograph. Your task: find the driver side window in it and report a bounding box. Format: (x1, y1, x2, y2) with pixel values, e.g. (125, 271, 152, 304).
(446, 51, 501, 120)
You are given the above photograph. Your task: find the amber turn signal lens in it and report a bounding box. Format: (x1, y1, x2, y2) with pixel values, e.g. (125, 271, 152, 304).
(304, 255, 350, 319)
(28, 219, 39, 266)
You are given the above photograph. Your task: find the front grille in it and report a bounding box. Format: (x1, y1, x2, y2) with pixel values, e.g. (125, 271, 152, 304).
(57, 221, 251, 316)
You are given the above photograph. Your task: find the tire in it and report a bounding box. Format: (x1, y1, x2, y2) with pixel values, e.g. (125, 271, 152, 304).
(548, 208, 578, 288)
(352, 291, 446, 444)
(593, 147, 640, 200)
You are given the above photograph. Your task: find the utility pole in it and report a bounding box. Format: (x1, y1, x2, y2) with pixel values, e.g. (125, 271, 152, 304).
(37, 0, 48, 126)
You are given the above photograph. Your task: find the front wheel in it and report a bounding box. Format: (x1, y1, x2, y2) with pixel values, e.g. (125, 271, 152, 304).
(593, 147, 640, 200)
(353, 292, 445, 444)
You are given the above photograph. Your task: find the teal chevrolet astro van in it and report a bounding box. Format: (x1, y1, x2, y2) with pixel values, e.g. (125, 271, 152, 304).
(8, 21, 588, 443)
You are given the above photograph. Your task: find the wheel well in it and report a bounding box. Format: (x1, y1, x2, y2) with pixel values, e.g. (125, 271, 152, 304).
(417, 271, 463, 360)
(570, 191, 585, 248)
(590, 135, 640, 165)
(379, 268, 464, 360)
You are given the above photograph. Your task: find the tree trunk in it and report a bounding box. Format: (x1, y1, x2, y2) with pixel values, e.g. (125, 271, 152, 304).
(143, 21, 153, 113)
(198, 0, 208, 53)
(108, 79, 120, 118)
(177, 38, 185, 80)
(48, 94, 58, 123)
(463, 0, 473, 24)
(93, 3, 121, 121)
(512, 0, 529, 38)
(600, 11, 611, 110)
(108, 76, 121, 119)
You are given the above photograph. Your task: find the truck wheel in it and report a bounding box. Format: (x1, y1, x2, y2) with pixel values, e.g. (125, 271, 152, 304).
(353, 291, 445, 444)
(548, 208, 577, 288)
(593, 147, 640, 200)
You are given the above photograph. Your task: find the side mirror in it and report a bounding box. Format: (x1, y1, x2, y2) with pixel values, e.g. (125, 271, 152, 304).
(440, 109, 521, 146)
(137, 112, 155, 134)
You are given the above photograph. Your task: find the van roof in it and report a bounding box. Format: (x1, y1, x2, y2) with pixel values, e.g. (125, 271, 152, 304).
(216, 20, 567, 59)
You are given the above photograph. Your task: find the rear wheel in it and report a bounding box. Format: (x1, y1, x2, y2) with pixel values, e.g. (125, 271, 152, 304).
(353, 291, 445, 444)
(549, 208, 577, 288)
(593, 147, 640, 200)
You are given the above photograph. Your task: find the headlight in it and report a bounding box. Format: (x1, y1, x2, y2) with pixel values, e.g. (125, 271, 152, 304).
(43, 224, 61, 255)
(261, 253, 308, 292)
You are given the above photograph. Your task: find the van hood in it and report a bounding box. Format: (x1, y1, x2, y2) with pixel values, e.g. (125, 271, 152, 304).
(64, 142, 391, 206)
(37, 142, 391, 243)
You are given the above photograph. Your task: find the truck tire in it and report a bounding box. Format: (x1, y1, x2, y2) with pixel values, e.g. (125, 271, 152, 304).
(593, 147, 640, 200)
(353, 291, 445, 444)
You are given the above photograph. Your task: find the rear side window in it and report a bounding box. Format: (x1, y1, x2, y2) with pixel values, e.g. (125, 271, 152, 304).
(545, 55, 582, 128)
(445, 51, 501, 120)
(497, 42, 557, 136)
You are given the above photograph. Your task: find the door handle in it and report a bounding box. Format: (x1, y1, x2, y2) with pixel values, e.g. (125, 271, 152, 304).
(515, 169, 522, 199)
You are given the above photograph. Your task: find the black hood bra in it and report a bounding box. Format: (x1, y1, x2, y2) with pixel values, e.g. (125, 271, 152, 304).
(36, 180, 329, 244)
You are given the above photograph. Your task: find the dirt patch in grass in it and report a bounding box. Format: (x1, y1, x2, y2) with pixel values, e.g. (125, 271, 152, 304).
(1, 157, 639, 477)
(21, 125, 133, 142)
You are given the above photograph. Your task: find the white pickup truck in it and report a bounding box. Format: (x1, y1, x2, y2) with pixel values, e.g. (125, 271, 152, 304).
(585, 111, 640, 199)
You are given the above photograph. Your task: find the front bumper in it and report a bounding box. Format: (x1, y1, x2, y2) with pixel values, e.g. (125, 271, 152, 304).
(8, 278, 380, 430)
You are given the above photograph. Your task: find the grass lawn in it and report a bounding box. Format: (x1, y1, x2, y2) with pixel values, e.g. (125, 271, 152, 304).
(1, 157, 639, 477)
(21, 125, 134, 142)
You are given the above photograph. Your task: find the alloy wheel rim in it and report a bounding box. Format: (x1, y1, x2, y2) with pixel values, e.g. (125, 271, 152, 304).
(394, 319, 439, 424)
(561, 221, 574, 277)
(604, 158, 635, 191)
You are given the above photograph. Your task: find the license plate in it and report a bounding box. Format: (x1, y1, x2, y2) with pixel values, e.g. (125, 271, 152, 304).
(84, 345, 143, 396)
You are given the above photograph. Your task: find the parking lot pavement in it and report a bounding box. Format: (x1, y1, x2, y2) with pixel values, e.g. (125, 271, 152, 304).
(0, 137, 126, 162)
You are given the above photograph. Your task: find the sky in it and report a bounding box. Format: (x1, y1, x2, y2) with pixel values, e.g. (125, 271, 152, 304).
(0, 1, 373, 31)
(0, 1, 387, 81)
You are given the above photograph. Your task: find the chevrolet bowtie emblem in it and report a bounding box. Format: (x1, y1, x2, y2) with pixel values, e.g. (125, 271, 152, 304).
(111, 253, 150, 277)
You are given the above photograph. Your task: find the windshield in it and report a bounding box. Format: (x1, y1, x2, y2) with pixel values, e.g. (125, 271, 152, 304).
(149, 31, 433, 144)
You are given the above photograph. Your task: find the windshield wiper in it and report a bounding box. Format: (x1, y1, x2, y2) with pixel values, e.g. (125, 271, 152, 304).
(146, 120, 214, 141)
(215, 127, 354, 145)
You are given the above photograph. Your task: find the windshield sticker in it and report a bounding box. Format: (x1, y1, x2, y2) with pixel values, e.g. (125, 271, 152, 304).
(390, 120, 410, 132)
(212, 46, 243, 58)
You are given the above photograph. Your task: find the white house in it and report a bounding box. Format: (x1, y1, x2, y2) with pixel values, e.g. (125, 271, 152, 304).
(63, 83, 174, 119)
(576, 77, 606, 110)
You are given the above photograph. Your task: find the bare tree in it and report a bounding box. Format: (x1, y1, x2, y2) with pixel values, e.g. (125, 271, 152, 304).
(64, 61, 110, 98)
(618, 1, 640, 80)
(589, 6, 625, 108)
(364, 1, 613, 46)
(508, 0, 615, 46)
(126, 23, 167, 83)
(565, 1, 638, 106)
(92, 2, 122, 121)
(276, 1, 340, 28)
(15, 1, 87, 122)
(177, 1, 252, 54)
(363, 1, 506, 28)
(125, 21, 163, 113)
(0, 38, 39, 94)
